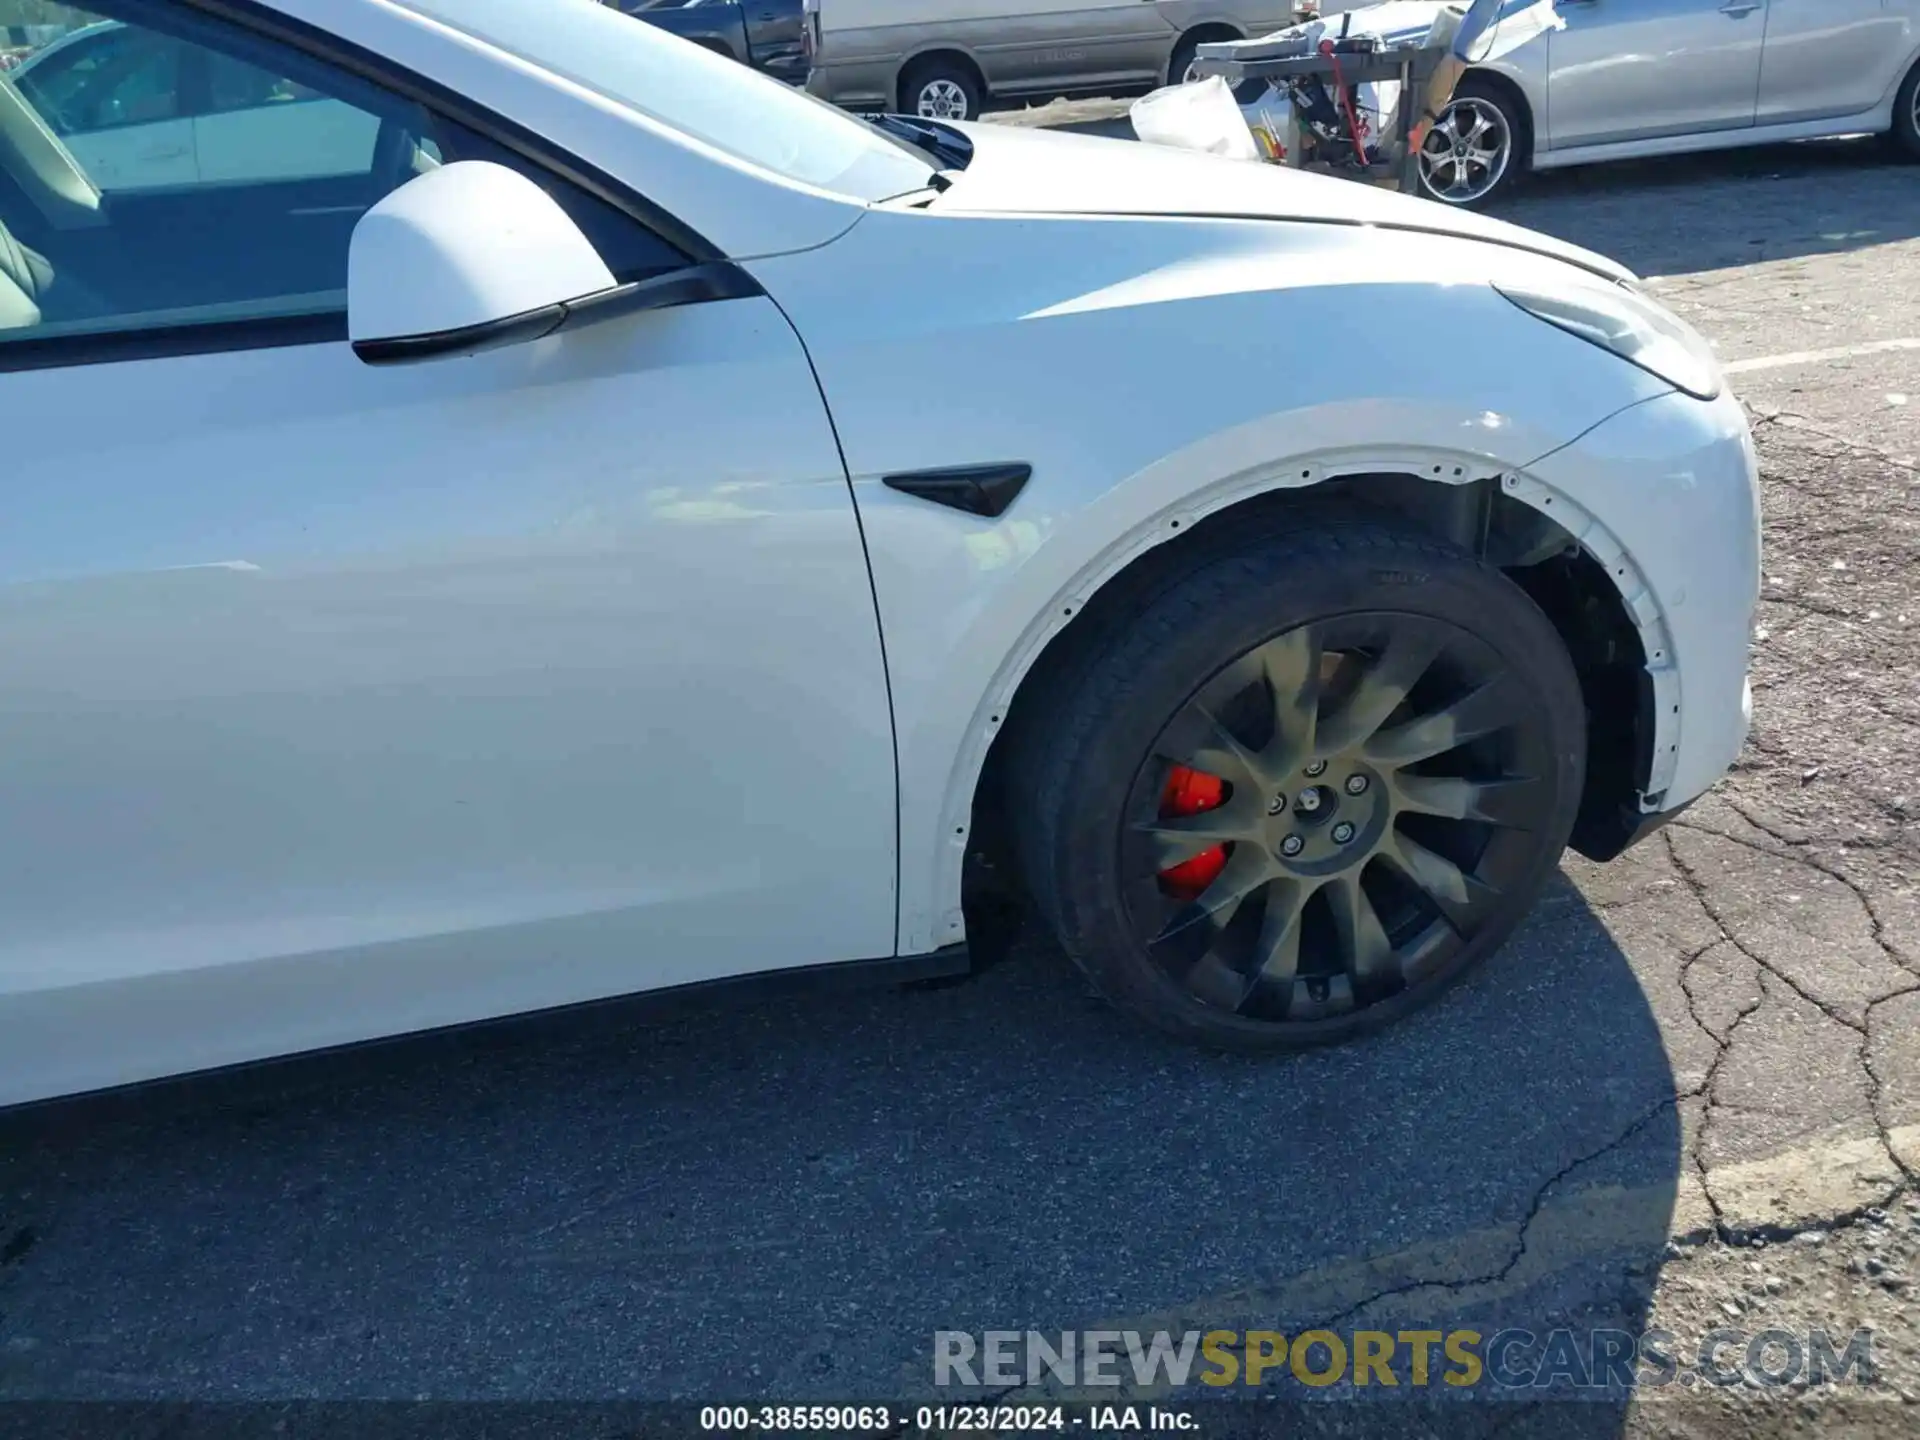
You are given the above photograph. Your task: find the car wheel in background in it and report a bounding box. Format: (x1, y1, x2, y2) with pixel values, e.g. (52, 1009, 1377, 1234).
(1169, 28, 1239, 86)
(1417, 77, 1526, 208)
(900, 57, 982, 122)
(1891, 60, 1920, 161)
(1008, 521, 1586, 1052)
(1169, 35, 1204, 86)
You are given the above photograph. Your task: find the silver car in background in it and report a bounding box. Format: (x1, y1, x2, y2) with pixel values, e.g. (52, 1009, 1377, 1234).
(1423, 0, 1920, 205)
(802, 0, 1347, 120)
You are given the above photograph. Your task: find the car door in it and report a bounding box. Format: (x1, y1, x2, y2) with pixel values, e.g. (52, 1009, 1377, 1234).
(0, 4, 897, 1103)
(10, 24, 199, 189)
(982, 0, 1170, 95)
(743, 0, 809, 84)
(1544, 0, 1767, 150)
(1753, 0, 1912, 125)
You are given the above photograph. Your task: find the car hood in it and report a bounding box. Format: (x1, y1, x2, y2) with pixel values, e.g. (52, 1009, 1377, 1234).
(933, 121, 1632, 283)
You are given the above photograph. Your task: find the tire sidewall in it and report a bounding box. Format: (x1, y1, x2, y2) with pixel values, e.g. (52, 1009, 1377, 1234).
(1419, 82, 1525, 209)
(1044, 535, 1586, 1050)
(1170, 38, 1201, 88)
(903, 64, 980, 121)
(1894, 63, 1920, 159)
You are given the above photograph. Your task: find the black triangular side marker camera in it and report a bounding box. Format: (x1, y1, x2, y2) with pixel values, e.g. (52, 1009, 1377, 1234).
(882, 463, 1032, 518)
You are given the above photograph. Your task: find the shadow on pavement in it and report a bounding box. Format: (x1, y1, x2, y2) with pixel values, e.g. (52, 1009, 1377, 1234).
(1505, 138, 1920, 277)
(0, 871, 1676, 1417)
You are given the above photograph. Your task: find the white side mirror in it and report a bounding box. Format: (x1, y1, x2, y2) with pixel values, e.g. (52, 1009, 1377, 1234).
(347, 160, 756, 365)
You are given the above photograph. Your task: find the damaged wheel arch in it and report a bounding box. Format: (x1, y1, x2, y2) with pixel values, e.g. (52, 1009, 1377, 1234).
(965, 462, 1675, 942)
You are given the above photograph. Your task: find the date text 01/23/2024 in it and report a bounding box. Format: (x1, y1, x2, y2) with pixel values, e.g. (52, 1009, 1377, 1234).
(698, 1405, 1197, 1431)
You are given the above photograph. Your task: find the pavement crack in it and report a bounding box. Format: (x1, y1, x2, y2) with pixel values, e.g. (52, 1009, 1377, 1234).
(1676, 938, 1743, 1046)
(0, 1223, 35, 1272)
(1303, 1093, 1694, 1333)
(1664, 826, 1920, 1204)
(1674, 936, 1758, 1251)
(1663, 827, 1867, 1035)
(1748, 407, 1920, 472)
(1758, 590, 1872, 626)
(1863, 985, 1920, 1189)
(1689, 800, 1920, 979)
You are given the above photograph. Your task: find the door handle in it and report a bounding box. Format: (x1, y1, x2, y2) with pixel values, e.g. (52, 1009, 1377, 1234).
(137, 144, 189, 160)
(1718, 2, 1760, 14)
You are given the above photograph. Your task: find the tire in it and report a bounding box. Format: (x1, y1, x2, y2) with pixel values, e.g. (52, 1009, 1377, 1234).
(1008, 521, 1586, 1052)
(1417, 76, 1527, 208)
(1169, 30, 1237, 87)
(899, 57, 983, 122)
(1890, 61, 1920, 162)
(1168, 34, 1205, 87)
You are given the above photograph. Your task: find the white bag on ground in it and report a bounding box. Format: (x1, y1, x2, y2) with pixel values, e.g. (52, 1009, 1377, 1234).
(1129, 77, 1259, 162)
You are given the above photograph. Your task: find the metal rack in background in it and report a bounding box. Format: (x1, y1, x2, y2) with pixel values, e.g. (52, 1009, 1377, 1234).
(1188, 8, 1477, 194)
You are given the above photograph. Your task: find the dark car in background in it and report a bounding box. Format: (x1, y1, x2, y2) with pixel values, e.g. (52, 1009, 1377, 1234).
(611, 0, 806, 84)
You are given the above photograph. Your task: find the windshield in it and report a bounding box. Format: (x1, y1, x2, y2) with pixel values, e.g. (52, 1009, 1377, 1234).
(394, 0, 936, 202)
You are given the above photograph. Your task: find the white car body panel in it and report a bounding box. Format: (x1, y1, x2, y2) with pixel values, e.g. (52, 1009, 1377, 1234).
(1754, 0, 1911, 125)
(1529, 104, 1902, 171)
(1523, 386, 1760, 809)
(935, 120, 1630, 276)
(0, 296, 897, 1104)
(1545, 0, 1766, 149)
(0, 0, 1761, 1103)
(756, 192, 1696, 954)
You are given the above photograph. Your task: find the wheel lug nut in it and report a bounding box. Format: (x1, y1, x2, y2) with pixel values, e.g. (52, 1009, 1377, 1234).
(1303, 760, 1328, 777)
(1267, 792, 1287, 816)
(1280, 834, 1305, 857)
(1331, 822, 1355, 844)
(1345, 774, 1369, 795)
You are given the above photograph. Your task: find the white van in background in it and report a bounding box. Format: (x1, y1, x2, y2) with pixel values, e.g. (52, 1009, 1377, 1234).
(802, 0, 1334, 120)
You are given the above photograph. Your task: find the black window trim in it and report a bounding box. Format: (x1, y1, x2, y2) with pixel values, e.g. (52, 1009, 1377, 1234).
(0, 0, 733, 372)
(0, 309, 342, 373)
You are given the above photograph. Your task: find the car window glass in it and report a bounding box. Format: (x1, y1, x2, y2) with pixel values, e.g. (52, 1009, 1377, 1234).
(14, 25, 185, 136)
(0, 4, 685, 353)
(398, 0, 939, 202)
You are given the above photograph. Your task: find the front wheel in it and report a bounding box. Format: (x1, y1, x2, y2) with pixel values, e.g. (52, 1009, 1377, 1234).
(900, 58, 982, 122)
(1890, 60, 1920, 161)
(1009, 523, 1586, 1051)
(1417, 79, 1525, 207)
(1168, 34, 1206, 87)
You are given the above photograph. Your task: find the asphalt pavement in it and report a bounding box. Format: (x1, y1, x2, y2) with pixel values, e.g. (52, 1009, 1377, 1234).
(2, 122, 1919, 1435)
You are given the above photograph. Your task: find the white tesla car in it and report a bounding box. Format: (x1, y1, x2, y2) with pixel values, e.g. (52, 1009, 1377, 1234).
(0, 0, 1756, 1105)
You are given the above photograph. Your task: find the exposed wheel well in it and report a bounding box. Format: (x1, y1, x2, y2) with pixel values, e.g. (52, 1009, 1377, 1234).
(898, 50, 987, 110)
(1170, 23, 1242, 83)
(1454, 69, 1537, 164)
(966, 475, 1653, 929)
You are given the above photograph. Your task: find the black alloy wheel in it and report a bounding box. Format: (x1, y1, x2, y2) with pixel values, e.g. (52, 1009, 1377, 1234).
(1121, 612, 1559, 1024)
(1009, 522, 1586, 1051)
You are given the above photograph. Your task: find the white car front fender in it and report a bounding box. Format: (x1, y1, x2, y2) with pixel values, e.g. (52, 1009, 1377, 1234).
(755, 210, 1686, 953)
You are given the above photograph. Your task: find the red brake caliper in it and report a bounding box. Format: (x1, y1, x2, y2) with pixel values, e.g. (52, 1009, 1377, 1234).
(1157, 765, 1228, 901)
